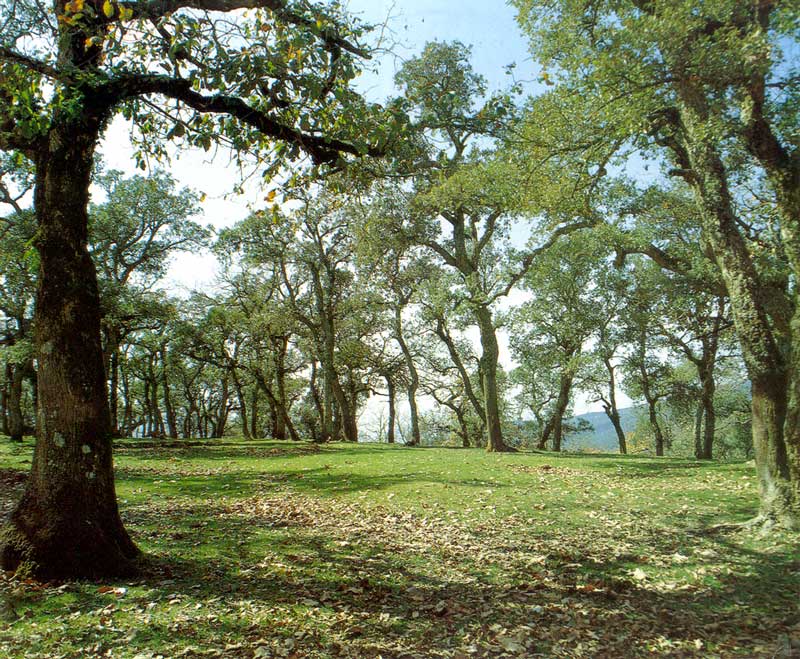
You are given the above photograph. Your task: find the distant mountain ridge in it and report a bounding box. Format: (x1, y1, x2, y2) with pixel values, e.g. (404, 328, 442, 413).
(564, 407, 640, 452)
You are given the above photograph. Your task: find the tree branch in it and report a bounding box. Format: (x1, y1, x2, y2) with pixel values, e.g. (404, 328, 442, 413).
(121, 0, 370, 57)
(0, 47, 61, 80)
(492, 218, 597, 301)
(99, 73, 377, 163)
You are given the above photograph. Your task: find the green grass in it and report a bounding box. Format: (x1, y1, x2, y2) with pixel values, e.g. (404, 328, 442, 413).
(1, 438, 798, 658)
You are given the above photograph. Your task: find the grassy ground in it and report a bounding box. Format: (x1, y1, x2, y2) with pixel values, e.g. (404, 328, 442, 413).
(0, 439, 798, 658)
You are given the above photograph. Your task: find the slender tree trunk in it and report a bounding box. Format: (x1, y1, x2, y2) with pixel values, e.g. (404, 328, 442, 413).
(251, 388, 260, 439)
(214, 375, 230, 438)
(273, 336, 291, 440)
(455, 407, 470, 448)
(7, 364, 25, 443)
(1, 364, 10, 437)
(385, 376, 396, 444)
(272, 375, 286, 440)
(603, 357, 626, 454)
(1, 123, 138, 579)
(541, 368, 573, 452)
(394, 307, 420, 446)
(256, 373, 301, 442)
(474, 307, 512, 452)
(636, 347, 665, 456)
(646, 397, 665, 456)
(699, 370, 716, 460)
(322, 359, 336, 442)
(607, 408, 627, 455)
(232, 373, 251, 440)
(434, 318, 486, 424)
(160, 347, 178, 439)
(332, 380, 358, 442)
(108, 332, 120, 436)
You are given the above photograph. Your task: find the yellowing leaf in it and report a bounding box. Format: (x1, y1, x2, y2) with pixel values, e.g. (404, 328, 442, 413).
(102, 0, 114, 18)
(265, 190, 277, 202)
(119, 5, 133, 20)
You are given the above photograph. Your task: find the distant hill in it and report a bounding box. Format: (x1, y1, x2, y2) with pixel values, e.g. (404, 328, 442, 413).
(563, 407, 640, 452)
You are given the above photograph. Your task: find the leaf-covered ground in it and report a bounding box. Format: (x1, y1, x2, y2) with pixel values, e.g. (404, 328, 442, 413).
(0, 439, 798, 658)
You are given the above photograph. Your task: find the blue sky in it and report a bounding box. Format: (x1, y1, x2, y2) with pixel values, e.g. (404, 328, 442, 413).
(345, 0, 536, 99)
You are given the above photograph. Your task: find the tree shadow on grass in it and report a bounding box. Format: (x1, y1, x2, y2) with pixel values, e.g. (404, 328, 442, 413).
(115, 464, 458, 500)
(4, 489, 797, 658)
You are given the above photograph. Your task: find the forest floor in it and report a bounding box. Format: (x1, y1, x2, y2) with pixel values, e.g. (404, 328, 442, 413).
(0, 439, 798, 658)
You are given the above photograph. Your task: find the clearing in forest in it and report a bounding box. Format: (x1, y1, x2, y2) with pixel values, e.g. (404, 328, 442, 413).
(0, 440, 797, 658)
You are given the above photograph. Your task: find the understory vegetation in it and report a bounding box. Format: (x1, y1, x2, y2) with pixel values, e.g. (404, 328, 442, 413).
(1, 440, 797, 658)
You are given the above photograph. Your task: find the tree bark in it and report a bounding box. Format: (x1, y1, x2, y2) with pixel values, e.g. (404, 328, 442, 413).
(160, 347, 178, 439)
(475, 306, 511, 452)
(540, 367, 573, 452)
(6, 364, 25, 443)
(251, 388, 260, 439)
(1, 120, 139, 579)
(385, 375, 396, 444)
(434, 318, 486, 425)
(1, 364, 10, 437)
(671, 80, 797, 524)
(694, 402, 704, 460)
(602, 357, 627, 455)
(394, 306, 420, 446)
(232, 371, 251, 440)
(699, 368, 716, 460)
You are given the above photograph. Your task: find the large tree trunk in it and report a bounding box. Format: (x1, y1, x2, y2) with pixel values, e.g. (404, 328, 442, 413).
(752, 373, 796, 528)
(1, 123, 139, 579)
(672, 81, 798, 525)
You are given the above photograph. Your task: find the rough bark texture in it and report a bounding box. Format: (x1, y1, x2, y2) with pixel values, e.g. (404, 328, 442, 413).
(1, 118, 139, 579)
(672, 80, 798, 525)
